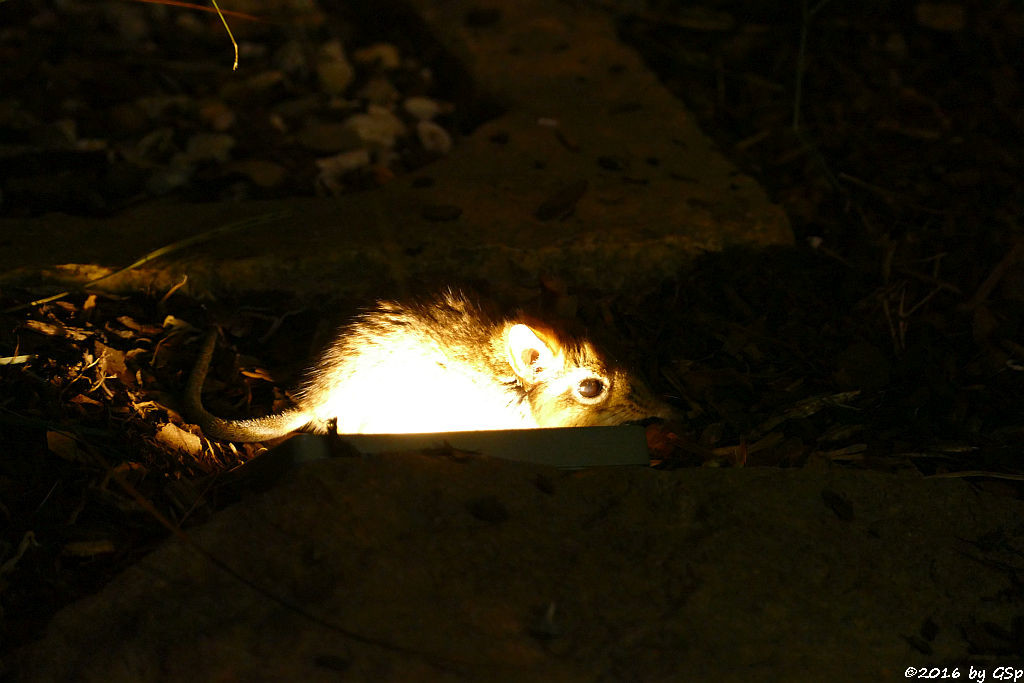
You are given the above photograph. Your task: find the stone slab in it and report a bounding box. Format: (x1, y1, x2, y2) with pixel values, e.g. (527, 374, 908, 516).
(10, 455, 1022, 681)
(0, 0, 789, 298)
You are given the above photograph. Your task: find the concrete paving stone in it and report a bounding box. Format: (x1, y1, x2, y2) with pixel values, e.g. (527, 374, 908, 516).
(10, 455, 1022, 681)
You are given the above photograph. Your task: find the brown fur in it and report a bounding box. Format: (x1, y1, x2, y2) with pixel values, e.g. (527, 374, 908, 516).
(185, 290, 674, 441)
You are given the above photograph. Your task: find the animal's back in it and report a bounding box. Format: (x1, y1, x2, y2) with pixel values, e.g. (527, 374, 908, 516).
(300, 292, 533, 433)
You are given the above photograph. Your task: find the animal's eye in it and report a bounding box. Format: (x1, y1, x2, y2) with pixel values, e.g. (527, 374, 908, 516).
(577, 377, 605, 399)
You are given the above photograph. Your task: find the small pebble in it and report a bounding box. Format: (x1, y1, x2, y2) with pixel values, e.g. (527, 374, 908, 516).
(316, 148, 372, 193)
(317, 41, 355, 95)
(199, 101, 236, 131)
(296, 122, 361, 152)
(403, 96, 443, 121)
(183, 133, 235, 163)
(274, 40, 309, 75)
(344, 106, 407, 147)
(246, 70, 285, 92)
(357, 77, 400, 106)
(146, 164, 192, 195)
(416, 120, 452, 154)
(317, 60, 355, 96)
(352, 43, 401, 69)
(319, 40, 347, 62)
(317, 147, 372, 173)
(225, 159, 287, 188)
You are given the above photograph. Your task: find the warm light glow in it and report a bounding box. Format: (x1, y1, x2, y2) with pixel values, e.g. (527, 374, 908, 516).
(314, 333, 536, 434)
(278, 291, 675, 437)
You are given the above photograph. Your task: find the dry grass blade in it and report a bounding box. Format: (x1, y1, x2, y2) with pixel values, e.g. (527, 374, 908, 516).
(927, 470, 1024, 482)
(3, 211, 290, 313)
(0, 354, 35, 365)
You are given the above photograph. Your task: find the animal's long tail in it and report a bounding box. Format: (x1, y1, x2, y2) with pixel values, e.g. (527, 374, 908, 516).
(184, 328, 311, 442)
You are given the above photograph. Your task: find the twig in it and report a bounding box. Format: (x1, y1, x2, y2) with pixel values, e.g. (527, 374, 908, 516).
(159, 274, 190, 306)
(958, 238, 1024, 312)
(894, 267, 962, 296)
(927, 470, 1024, 482)
(793, 0, 835, 131)
(126, 0, 262, 21)
(208, 0, 239, 70)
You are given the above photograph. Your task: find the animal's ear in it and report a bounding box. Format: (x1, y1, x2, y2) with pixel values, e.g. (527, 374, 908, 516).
(507, 323, 563, 384)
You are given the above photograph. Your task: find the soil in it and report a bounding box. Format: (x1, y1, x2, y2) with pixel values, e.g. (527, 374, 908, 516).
(1, 0, 1023, 666)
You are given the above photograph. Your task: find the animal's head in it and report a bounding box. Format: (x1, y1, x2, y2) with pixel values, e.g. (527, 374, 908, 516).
(504, 322, 675, 427)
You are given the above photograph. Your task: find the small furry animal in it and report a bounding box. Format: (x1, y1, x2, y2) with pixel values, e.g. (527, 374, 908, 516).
(185, 290, 673, 440)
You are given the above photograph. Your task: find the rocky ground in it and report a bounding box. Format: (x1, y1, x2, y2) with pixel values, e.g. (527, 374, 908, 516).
(1, 0, 1023, 672)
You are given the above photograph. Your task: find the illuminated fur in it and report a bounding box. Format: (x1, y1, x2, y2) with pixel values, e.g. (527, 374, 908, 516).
(186, 290, 673, 440)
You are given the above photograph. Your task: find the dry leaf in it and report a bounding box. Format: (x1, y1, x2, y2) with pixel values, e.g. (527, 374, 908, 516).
(95, 341, 133, 385)
(47, 431, 83, 462)
(155, 423, 204, 458)
(103, 324, 134, 340)
(239, 367, 274, 381)
(116, 316, 164, 336)
(69, 393, 103, 407)
(162, 315, 196, 332)
(23, 319, 91, 341)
